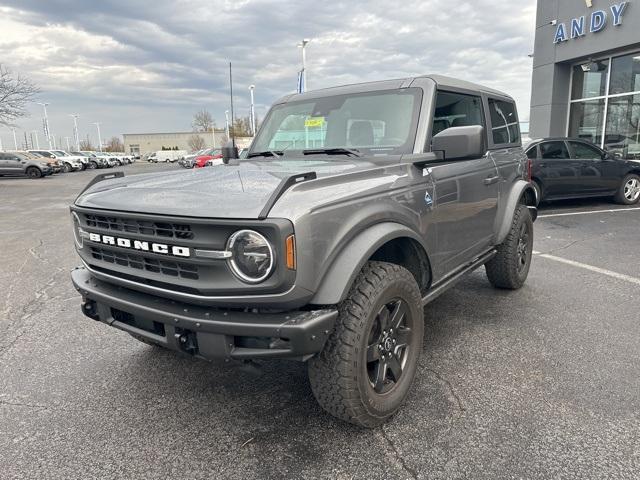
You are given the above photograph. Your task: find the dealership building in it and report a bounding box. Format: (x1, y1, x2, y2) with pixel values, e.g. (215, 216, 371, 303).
(531, 0, 640, 158)
(122, 131, 253, 156)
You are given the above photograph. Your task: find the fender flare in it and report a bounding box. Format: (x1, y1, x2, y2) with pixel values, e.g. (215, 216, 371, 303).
(495, 180, 537, 245)
(310, 222, 429, 306)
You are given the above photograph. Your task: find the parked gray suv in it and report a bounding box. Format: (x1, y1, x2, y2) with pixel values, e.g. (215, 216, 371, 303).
(70, 75, 537, 427)
(0, 151, 52, 178)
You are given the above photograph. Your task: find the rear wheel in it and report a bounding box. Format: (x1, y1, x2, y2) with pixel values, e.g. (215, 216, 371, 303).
(485, 204, 533, 290)
(62, 162, 71, 173)
(531, 180, 543, 206)
(26, 167, 42, 179)
(615, 174, 640, 205)
(308, 261, 423, 428)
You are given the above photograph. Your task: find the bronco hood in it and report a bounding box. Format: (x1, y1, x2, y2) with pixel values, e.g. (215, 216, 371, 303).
(74, 158, 379, 219)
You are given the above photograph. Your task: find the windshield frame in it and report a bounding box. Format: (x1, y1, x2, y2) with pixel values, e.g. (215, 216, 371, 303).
(249, 87, 424, 159)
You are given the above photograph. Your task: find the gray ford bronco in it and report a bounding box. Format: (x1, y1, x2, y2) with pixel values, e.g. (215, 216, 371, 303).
(71, 75, 537, 427)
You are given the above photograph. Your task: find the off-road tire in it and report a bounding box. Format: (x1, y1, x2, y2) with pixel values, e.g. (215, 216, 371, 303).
(308, 261, 423, 428)
(614, 173, 640, 205)
(485, 204, 533, 289)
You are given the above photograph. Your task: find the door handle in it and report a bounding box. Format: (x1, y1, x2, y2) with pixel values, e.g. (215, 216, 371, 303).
(484, 175, 500, 186)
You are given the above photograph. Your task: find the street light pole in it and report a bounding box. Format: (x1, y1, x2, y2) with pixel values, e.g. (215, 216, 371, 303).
(224, 110, 230, 140)
(93, 122, 102, 151)
(11, 128, 18, 150)
(297, 39, 310, 92)
(37, 102, 52, 149)
(249, 85, 256, 136)
(31, 130, 40, 149)
(65, 137, 71, 150)
(70, 114, 80, 151)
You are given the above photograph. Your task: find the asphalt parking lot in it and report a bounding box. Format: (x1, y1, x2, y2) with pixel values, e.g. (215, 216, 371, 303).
(1, 163, 639, 479)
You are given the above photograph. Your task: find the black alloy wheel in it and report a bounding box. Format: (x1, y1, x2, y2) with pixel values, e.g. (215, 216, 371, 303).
(366, 299, 413, 394)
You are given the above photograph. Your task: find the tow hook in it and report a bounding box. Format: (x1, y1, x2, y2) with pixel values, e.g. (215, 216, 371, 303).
(174, 329, 198, 353)
(81, 299, 99, 320)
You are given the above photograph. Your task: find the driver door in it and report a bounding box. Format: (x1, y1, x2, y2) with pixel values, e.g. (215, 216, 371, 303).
(428, 91, 500, 277)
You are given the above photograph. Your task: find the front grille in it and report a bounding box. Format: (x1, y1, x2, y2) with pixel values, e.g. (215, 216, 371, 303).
(90, 246, 199, 280)
(84, 214, 194, 240)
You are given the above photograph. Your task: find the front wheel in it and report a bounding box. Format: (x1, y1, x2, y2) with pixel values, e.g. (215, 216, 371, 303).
(62, 162, 71, 173)
(308, 261, 423, 428)
(26, 167, 43, 179)
(615, 174, 640, 205)
(485, 204, 533, 290)
(88, 161, 98, 169)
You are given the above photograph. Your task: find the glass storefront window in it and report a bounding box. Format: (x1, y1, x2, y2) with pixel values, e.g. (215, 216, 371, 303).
(568, 99, 605, 145)
(609, 53, 640, 96)
(604, 94, 640, 160)
(571, 60, 609, 100)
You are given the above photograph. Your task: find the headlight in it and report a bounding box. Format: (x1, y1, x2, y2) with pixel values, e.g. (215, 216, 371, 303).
(227, 230, 274, 283)
(71, 211, 84, 248)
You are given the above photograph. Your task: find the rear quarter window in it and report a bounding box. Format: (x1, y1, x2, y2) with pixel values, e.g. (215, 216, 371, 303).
(488, 99, 520, 146)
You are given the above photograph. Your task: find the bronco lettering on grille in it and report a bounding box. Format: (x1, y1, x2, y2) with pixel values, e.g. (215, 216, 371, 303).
(88, 233, 190, 257)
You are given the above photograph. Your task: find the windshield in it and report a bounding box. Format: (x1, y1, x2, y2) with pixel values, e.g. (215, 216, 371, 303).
(54, 151, 68, 156)
(251, 88, 422, 158)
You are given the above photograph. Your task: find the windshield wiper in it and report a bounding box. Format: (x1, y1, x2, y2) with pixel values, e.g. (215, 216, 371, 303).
(247, 150, 283, 159)
(303, 148, 362, 157)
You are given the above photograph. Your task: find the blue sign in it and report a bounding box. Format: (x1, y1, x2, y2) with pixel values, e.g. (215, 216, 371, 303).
(554, 1, 628, 43)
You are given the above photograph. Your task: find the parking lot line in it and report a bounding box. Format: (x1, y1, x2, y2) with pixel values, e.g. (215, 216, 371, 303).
(534, 252, 640, 287)
(538, 207, 640, 218)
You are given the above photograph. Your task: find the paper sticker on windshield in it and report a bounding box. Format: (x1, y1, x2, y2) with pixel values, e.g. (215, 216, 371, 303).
(305, 117, 325, 128)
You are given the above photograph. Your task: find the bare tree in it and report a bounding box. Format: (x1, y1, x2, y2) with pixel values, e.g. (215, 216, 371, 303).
(192, 109, 215, 132)
(105, 136, 124, 152)
(188, 134, 206, 151)
(79, 136, 94, 150)
(0, 64, 39, 127)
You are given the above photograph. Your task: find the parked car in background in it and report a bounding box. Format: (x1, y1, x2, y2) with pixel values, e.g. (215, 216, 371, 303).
(179, 149, 208, 168)
(525, 138, 640, 205)
(148, 150, 188, 163)
(28, 150, 82, 172)
(20, 151, 62, 173)
(52, 150, 92, 170)
(194, 148, 222, 168)
(0, 151, 52, 178)
(79, 151, 111, 169)
(72, 152, 98, 169)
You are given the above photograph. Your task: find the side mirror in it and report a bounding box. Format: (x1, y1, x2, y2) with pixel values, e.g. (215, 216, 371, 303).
(432, 125, 485, 160)
(222, 141, 239, 165)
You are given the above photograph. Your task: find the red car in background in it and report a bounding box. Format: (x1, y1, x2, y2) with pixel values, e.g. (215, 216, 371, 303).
(194, 148, 222, 168)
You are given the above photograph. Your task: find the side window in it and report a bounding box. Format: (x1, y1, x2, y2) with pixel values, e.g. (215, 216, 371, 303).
(526, 147, 537, 159)
(540, 142, 570, 159)
(488, 99, 520, 145)
(569, 141, 602, 160)
(432, 91, 484, 137)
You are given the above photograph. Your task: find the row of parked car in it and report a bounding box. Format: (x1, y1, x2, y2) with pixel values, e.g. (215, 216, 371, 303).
(0, 150, 136, 179)
(177, 147, 248, 169)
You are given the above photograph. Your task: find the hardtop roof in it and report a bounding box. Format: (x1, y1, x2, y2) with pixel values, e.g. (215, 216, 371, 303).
(274, 74, 514, 104)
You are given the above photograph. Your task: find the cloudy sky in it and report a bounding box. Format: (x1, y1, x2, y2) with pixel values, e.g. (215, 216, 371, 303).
(0, 0, 536, 149)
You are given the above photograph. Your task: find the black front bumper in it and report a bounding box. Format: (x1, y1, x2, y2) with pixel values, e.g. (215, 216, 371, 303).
(71, 267, 338, 361)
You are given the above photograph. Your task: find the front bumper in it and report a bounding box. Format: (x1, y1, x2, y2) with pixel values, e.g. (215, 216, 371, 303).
(71, 267, 338, 361)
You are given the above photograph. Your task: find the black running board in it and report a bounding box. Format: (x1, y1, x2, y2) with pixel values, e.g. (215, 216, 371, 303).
(422, 249, 496, 306)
